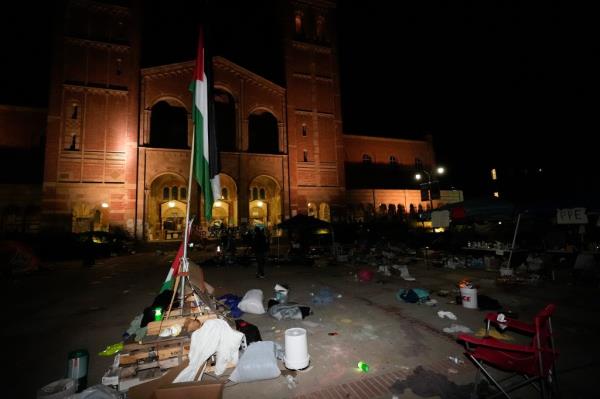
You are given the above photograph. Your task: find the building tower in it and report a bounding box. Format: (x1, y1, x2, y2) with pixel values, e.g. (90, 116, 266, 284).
(282, 0, 345, 221)
(42, 0, 141, 235)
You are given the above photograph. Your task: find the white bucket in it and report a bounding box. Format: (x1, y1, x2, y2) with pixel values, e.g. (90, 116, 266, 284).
(460, 287, 478, 309)
(284, 328, 310, 370)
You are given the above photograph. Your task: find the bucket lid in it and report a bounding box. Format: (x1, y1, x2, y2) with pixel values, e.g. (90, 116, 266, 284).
(285, 328, 306, 336)
(68, 349, 89, 358)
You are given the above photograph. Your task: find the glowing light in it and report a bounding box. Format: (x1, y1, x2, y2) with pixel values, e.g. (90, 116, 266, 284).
(168, 201, 175, 208)
(415, 173, 422, 181)
(101, 202, 109, 208)
(498, 221, 502, 225)
(493, 192, 500, 198)
(256, 201, 263, 207)
(436, 166, 445, 175)
(214, 201, 222, 207)
(434, 227, 445, 233)
(491, 168, 497, 180)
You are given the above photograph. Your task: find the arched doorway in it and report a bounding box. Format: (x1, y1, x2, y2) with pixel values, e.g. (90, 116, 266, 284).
(211, 173, 238, 227)
(148, 173, 187, 240)
(248, 175, 281, 230)
(248, 111, 279, 154)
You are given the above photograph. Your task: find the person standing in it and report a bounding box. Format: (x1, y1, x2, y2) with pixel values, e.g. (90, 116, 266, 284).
(252, 227, 268, 278)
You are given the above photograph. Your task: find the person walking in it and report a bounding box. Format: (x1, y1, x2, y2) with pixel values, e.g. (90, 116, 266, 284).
(252, 227, 268, 278)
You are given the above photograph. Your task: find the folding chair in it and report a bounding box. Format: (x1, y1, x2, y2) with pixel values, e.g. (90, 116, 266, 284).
(458, 304, 559, 399)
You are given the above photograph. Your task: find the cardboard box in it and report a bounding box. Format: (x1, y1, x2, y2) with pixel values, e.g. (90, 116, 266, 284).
(127, 361, 224, 399)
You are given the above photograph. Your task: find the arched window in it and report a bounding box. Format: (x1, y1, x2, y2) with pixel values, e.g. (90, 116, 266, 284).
(248, 112, 279, 154)
(362, 154, 372, 164)
(214, 89, 236, 151)
(259, 188, 266, 200)
(171, 186, 178, 200)
(163, 187, 170, 200)
(252, 187, 258, 201)
(180, 187, 187, 200)
(301, 124, 307, 137)
(150, 101, 188, 149)
(389, 155, 397, 165)
(303, 150, 308, 162)
(71, 103, 79, 119)
(316, 15, 325, 41)
(221, 187, 229, 200)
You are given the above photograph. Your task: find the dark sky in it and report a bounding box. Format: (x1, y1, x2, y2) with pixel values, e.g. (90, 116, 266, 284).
(1, 1, 598, 202)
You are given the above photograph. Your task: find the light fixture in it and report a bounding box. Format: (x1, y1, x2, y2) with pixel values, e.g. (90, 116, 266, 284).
(498, 221, 502, 225)
(168, 201, 175, 208)
(257, 201, 264, 207)
(415, 173, 422, 181)
(214, 201, 222, 207)
(436, 166, 445, 175)
(101, 202, 109, 208)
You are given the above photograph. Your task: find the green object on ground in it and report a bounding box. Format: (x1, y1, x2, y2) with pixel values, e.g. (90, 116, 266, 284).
(358, 361, 369, 372)
(98, 342, 123, 357)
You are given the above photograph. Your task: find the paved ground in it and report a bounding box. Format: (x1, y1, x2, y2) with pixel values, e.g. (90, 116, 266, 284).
(4, 245, 598, 398)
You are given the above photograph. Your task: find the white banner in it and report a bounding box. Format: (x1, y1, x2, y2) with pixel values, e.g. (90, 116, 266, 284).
(556, 208, 588, 225)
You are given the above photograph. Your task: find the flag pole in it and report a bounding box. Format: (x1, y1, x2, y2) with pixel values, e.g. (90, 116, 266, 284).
(180, 124, 196, 307)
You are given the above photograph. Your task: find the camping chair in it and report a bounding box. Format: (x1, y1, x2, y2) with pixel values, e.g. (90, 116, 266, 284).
(458, 304, 559, 399)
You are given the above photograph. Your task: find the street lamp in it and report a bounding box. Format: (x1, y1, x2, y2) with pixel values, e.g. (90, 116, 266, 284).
(415, 166, 445, 216)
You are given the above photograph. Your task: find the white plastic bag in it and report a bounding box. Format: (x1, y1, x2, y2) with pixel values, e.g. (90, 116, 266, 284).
(229, 341, 281, 383)
(238, 289, 266, 314)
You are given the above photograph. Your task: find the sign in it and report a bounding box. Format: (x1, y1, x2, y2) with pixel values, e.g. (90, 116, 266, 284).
(556, 208, 588, 225)
(431, 210, 450, 228)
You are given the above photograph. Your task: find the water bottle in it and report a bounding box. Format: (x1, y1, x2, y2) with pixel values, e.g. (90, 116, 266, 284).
(67, 349, 89, 392)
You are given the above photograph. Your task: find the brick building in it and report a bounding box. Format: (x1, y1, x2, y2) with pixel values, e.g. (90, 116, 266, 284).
(1, 0, 462, 239)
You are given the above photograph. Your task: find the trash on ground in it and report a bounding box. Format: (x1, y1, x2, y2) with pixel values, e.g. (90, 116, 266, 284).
(448, 355, 465, 365)
(397, 288, 430, 303)
(312, 287, 335, 305)
(437, 311, 457, 320)
(230, 341, 281, 383)
(443, 324, 473, 334)
(238, 289, 266, 314)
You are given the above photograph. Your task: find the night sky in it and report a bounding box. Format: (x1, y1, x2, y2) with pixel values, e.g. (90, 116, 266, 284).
(1, 1, 598, 203)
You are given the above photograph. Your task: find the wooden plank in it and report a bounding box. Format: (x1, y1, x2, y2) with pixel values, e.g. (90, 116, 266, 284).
(146, 313, 217, 336)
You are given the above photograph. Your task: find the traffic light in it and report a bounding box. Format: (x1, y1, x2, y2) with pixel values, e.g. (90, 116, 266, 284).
(420, 183, 429, 201)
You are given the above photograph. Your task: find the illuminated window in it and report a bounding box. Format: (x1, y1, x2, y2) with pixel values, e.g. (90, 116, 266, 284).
(303, 149, 308, 162)
(294, 12, 303, 35)
(362, 154, 372, 164)
(491, 168, 497, 180)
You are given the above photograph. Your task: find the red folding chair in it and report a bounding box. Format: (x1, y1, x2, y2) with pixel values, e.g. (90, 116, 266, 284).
(458, 304, 559, 399)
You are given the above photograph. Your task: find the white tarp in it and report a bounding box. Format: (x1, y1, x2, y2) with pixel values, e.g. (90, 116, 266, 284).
(556, 208, 588, 224)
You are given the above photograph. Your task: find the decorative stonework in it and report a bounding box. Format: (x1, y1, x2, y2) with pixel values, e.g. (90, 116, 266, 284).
(71, 0, 130, 17)
(63, 84, 128, 96)
(64, 36, 130, 53)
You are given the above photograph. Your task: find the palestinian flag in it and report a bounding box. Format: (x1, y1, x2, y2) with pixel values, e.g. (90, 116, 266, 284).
(190, 27, 220, 221)
(159, 223, 193, 293)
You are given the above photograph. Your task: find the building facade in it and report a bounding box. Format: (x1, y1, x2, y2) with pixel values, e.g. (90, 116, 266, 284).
(2, 0, 462, 240)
